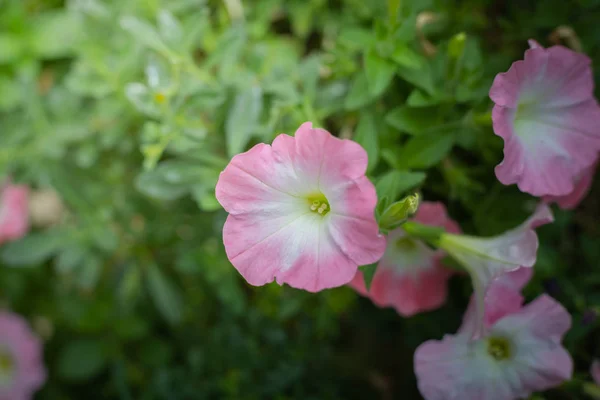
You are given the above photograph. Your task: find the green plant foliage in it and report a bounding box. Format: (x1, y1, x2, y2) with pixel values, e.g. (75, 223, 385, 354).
(1, 0, 599, 399)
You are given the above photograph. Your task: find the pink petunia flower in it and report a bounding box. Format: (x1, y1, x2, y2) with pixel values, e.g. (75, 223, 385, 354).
(489, 40, 600, 197)
(0, 311, 46, 400)
(543, 161, 597, 210)
(415, 289, 573, 400)
(438, 204, 553, 337)
(459, 267, 533, 338)
(592, 359, 600, 386)
(349, 202, 460, 316)
(0, 183, 29, 245)
(215, 122, 386, 292)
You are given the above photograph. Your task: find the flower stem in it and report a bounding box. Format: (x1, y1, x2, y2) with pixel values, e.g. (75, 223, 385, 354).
(402, 221, 445, 247)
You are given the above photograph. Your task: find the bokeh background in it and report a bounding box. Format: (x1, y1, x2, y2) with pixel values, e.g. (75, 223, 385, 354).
(1, 0, 600, 398)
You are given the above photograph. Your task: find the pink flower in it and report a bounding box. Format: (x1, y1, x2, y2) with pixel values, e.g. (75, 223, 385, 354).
(349, 202, 460, 316)
(490, 40, 600, 197)
(0, 183, 29, 245)
(543, 161, 597, 209)
(0, 311, 46, 400)
(459, 267, 533, 338)
(592, 360, 600, 386)
(438, 204, 553, 337)
(215, 122, 386, 292)
(415, 290, 573, 400)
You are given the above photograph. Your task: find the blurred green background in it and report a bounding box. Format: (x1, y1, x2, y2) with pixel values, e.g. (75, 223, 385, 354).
(1, 0, 600, 398)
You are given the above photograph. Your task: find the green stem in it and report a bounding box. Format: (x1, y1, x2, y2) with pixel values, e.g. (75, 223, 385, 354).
(402, 221, 445, 247)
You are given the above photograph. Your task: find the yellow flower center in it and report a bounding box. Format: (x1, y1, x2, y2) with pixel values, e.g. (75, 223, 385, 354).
(0, 347, 14, 382)
(487, 336, 511, 360)
(153, 92, 167, 104)
(306, 193, 330, 216)
(395, 236, 418, 252)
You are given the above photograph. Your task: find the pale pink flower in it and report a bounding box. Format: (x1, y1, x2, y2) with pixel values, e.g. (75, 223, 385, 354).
(0, 183, 29, 245)
(215, 122, 386, 292)
(415, 290, 573, 400)
(439, 204, 553, 337)
(543, 161, 597, 210)
(490, 40, 600, 197)
(592, 359, 600, 386)
(459, 267, 533, 338)
(0, 311, 46, 400)
(349, 202, 460, 316)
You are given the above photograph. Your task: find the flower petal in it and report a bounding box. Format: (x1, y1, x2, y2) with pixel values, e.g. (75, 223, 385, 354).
(327, 213, 385, 267)
(543, 161, 597, 209)
(349, 201, 459, 316)
(224, 212, 358, 292)
(441, 205, 553, 337)
(293, 122, 369, 189)
(491, 43, 600, 197)
(375, 265, 451, 316)
(415, 335, 511, 400)
(325, 176, 386, 265)
(498, 99, 600, 196)
(417, 295, 572, 400)
(490, 45, 593, 109)
(0, 311, 46, 399)
(491, 295, 573, 394)
(591, 360, 600, 386)
(414, 202, 462, 234)
(217, 122, 383, 292)
(459, 280, 525, 337)
(0, 184, 29, 244)
(215, 143, 307, 215)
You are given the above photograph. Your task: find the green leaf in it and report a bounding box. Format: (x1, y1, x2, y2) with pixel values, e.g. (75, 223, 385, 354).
(385, 106, 440, 135)
(2, 230, 66, 267)
(397, 63, 437, 95)
(387, 0, 402, 27)
(57, 339, 108, 381)
(0, 34, 24, 63)
(120, 16, 170, 55)
(76, 255, 102, 290)
(135, 170, 189, 201)
(191, 185, 221, 211)
(375, 170, 426, 202)
(583, 382, 600, 399)
(364, 50, 396, 97)
(391, 44, 423, 69)
(289, 1, 314, 38)
(354, 111, 380, 173)
(225, 85, 263, 157)
(395, 133, 454, 169)
(406, 90, 440, 107)
(146, 263, 183, 325)
(55, 246, 89, 274)
(299, 55, 321, 101)
(344, 72, 376, 110)
(30, 11, 82, 58)
(338, 27, 374, 51)
(157, 9, 183, 45)
(135, 160, 219, 201)
(361, 263, 378, 291)
(0, 76, 22, 111)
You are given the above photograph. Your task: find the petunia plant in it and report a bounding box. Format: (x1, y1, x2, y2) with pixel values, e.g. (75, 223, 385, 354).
(1, 0, 600, 399)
